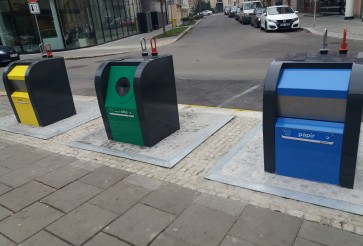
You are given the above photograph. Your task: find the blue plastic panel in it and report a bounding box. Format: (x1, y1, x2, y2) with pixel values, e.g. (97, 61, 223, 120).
(277, 68, 351, 99)
(275, 117, 344, 185)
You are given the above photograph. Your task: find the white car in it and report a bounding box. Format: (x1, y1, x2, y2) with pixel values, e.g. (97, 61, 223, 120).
(260, 5, 299, 32)
(202, 10, 213, 16)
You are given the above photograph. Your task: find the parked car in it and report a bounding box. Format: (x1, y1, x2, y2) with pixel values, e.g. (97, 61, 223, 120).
(202, 10, 213, 16)
(250, 7, 265, 28)
(225, 6, 231, 15)
(229, 6, 238, 18)
(260, 5, 299, 32)
(0, 46, 19, 66)
(235, 7, 241, 20)
(239, 1, 263, 24)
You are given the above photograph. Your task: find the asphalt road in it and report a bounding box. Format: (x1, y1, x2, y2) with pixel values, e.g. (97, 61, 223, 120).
(2, 13, 363, 111)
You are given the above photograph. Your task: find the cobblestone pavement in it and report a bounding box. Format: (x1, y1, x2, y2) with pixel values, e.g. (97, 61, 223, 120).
(0, 95, 363, 245)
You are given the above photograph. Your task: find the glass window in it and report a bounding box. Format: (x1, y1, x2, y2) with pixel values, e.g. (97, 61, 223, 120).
(56, 0, 97, 48)
(0, 0, 18, 50)
(88, 0, 105, 44)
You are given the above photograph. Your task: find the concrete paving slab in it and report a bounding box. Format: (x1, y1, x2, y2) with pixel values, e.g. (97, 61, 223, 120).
(0, 202, 63, 243)
(298, 221, 363, 246)
(34, 154, 77, 170)
(0, 166, 12, 177)
(206, 123, 363, 215)
(165, 203, 236, 246)
(0, 149, 53, 171)
(79, 166, 130, 189)
(0, 206, 13, 221)
(69, 111, 234, 168)
(141, 183, 200, 215)
(0, 181, 55, 212)
(0, 234, 15, 246)
(83, 232, 129, 246)
(0, 144, 34, 162)
(0, 164, 50, 188)
(41, 181, 102, 213)
(192, 193, 247, 217)
(220, 235, 258, 246)
(229, 205, 302, 246)
(0, 183, 12, 196)
(36, 163, 91, 189)
(46, 203, 118, 246)
(123, 173, 163, 190)
(104, 203, 175, 246)
(18, 230, 70, 246)
(150, 233, 195, 246)
(89, 181, 150, 215)
(0, 98, 100, 139)
(293, 237, 322, 246)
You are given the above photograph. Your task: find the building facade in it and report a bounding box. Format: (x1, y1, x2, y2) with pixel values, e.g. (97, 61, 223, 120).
(0, 0, 144, 53)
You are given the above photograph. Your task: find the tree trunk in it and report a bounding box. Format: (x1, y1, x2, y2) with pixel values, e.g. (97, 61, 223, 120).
(160, 0, 166, 34)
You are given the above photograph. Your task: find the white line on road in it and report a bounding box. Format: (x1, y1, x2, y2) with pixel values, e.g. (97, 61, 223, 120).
(217, 85, 261, 108)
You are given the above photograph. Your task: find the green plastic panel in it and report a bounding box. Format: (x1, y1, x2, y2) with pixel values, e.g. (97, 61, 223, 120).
(105, 65, 144, 146)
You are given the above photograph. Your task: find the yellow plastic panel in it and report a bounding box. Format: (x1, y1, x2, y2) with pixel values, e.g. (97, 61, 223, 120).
(11, 92, 39, 126)
(7, 65, 28, 81)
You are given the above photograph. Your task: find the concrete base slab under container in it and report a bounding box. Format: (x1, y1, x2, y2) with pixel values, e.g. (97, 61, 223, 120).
(69, 111, 234, 168)
(0, 97, 100, 139)
(206, 120, 363, 215)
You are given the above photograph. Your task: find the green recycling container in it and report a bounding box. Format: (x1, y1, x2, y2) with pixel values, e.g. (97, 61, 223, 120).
(95, 55, 180, 147)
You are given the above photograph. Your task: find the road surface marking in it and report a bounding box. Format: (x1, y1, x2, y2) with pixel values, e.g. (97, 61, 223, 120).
(217, 85, 260, 108)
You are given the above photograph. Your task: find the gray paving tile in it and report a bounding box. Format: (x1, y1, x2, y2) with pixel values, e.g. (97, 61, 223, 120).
(0, 166, 12, 177)
(0, 206, 13, 221)
(0, 149, 52, 170)
(193, 193, 246, 217)
(18, 230, 70, 246)
(104, 203, 175, 246)
(41, 181, 102, 213)
(220, 235, 258, 246)
(70, 160, 101, 171)
(165, 203, 236, 246)
(229, 205, 302, 246)
(83, 232, 129, 246)
(0, 164, 50, 188)
(34, 154, 76, 170)
(0, 144, 34, 162)
(0, 202, 63, 243)
(0, 234, 15, 246)
(46, 203, 118, 246)
(150, 233, 195, 246)
(0, 181, 55, 212)
(299, 221, 363, 246)
(123, 173, 163, 190)
(0, 183, 12, 196)
(36, 164, 90, 189)
(89, 182, 150, 214)
(294, 237, 322, 246)
(141, 183, 200, 215)
(79, 166, 130, 189)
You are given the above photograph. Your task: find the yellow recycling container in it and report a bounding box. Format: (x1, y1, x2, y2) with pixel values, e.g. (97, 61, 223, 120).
(3, 57, 76, 127)
(172, 18, 177, 28)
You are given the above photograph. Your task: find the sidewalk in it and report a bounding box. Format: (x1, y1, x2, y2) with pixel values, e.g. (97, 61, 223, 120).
(299, 14, 363, 41)
(0, 138, 362, 246)
(21, 21, 190, 60)
(0, 95, 363, 245)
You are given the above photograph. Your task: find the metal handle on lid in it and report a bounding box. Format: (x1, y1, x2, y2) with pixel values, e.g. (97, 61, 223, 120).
(140, 37, 148, 57)
(39, 43, 47, 58)
(150, 37, 158, 56)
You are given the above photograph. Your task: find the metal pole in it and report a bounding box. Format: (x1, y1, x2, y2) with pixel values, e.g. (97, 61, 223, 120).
(34, 14, 42, 44)
(313, 0, 317, 27)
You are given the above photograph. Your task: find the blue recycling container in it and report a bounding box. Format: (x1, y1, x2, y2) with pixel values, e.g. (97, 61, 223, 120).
(263, 54, 363, 188)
